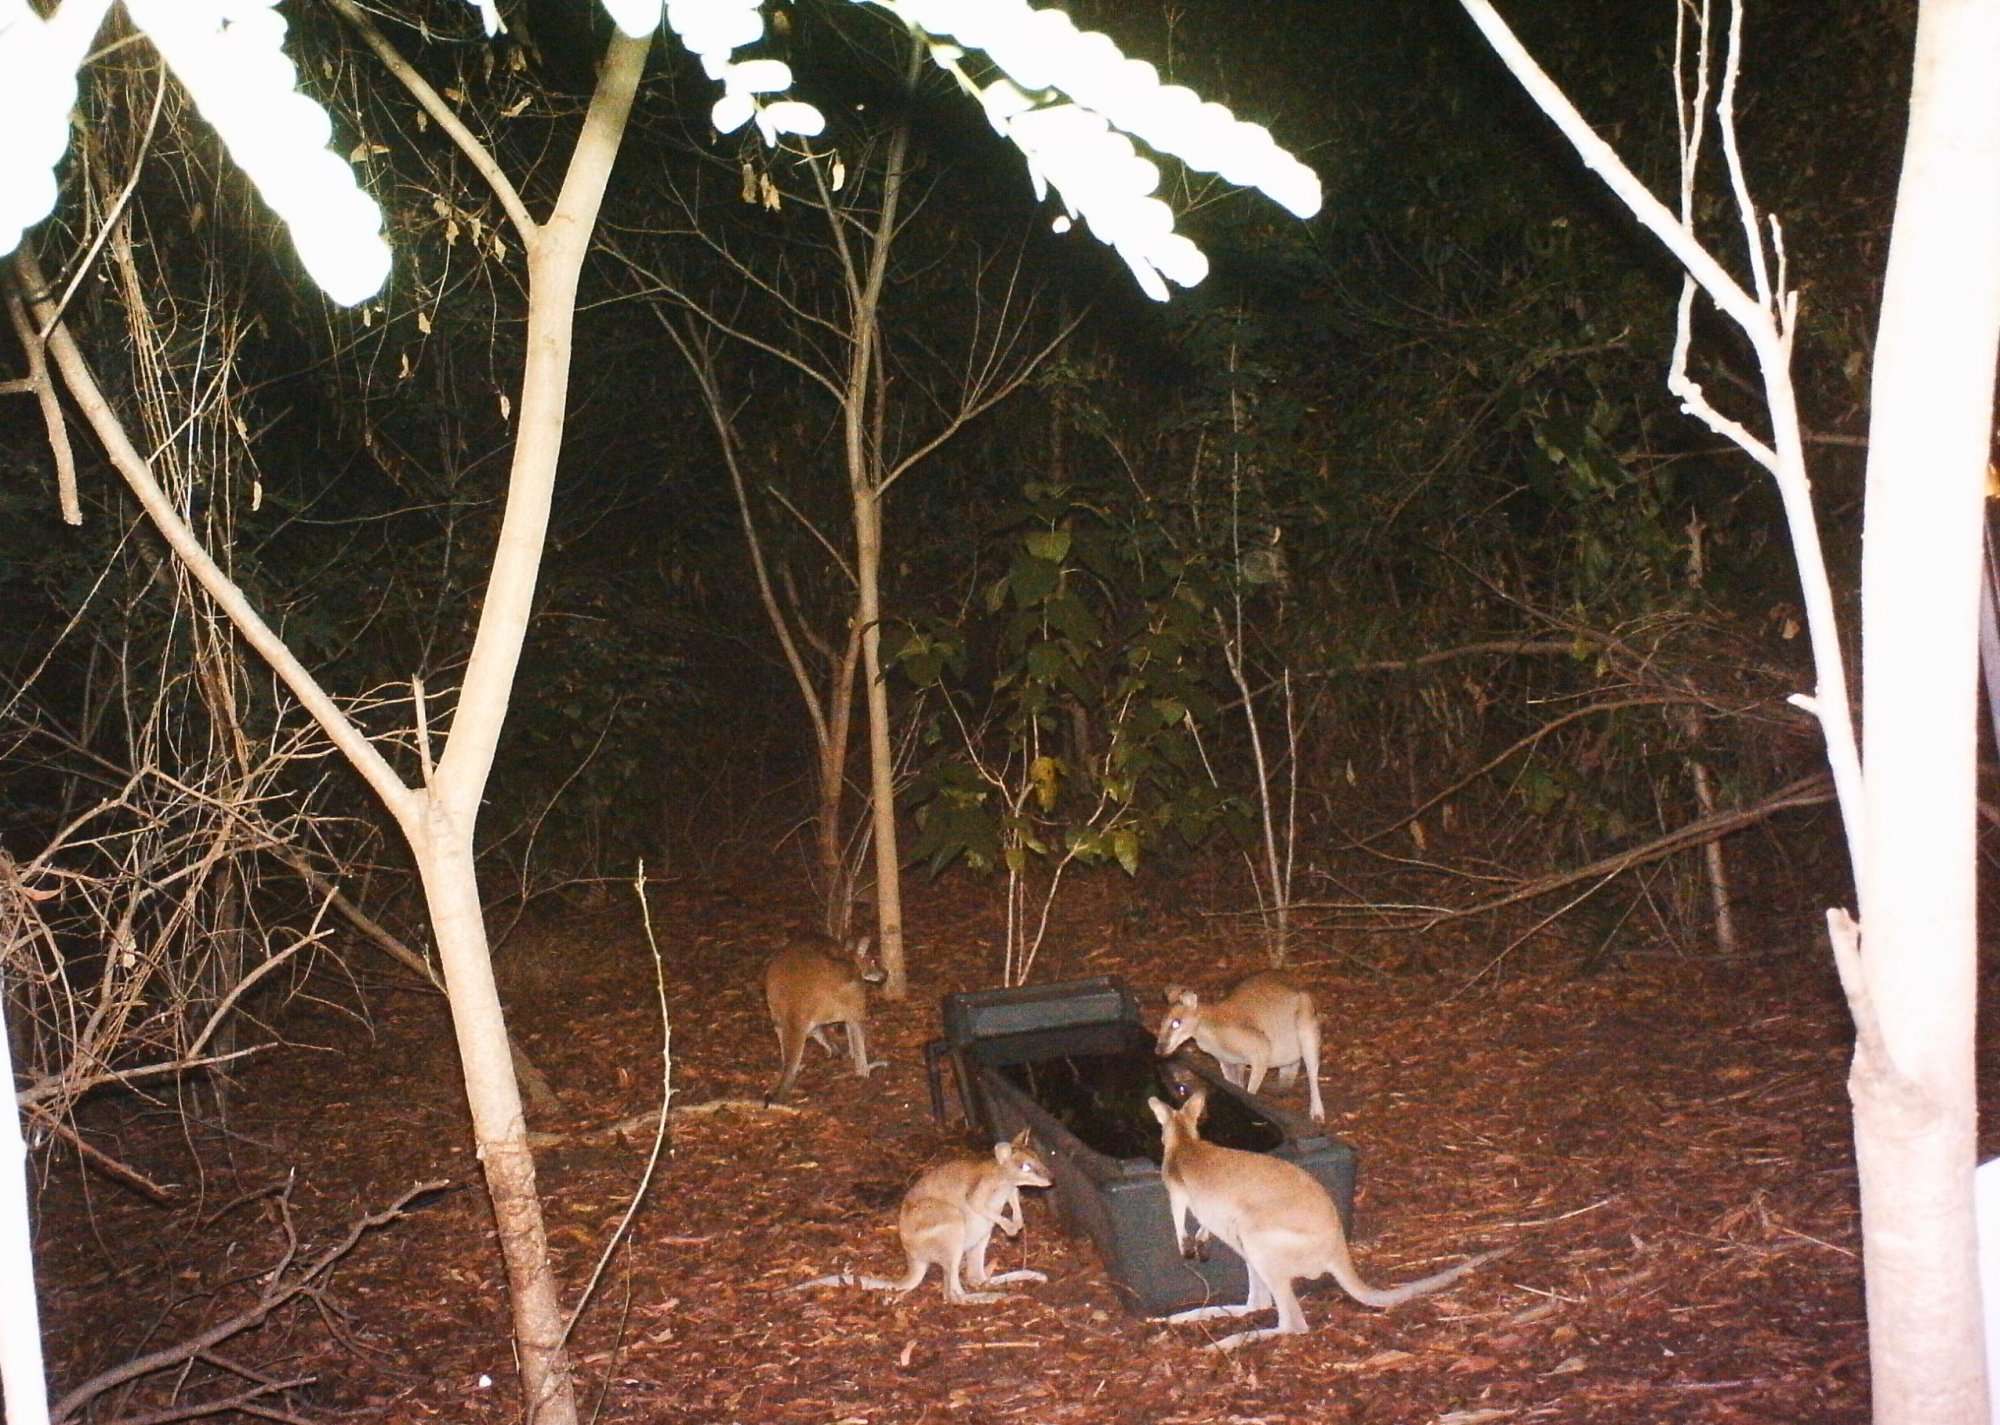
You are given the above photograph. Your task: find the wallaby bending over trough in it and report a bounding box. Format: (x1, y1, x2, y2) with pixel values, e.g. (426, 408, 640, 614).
(788, 1131, 1053, 1304)
(763, 935, 886, 1101)
(1148, 1090, 1504, 1350)
(1156, 971, 1326, 1121)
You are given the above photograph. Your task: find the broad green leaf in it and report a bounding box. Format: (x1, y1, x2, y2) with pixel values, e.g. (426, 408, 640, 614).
(1112, 826, 1140, 875)
(1025, 642, 1069, 682)
(1025, 529, 1072, 563)
(1008, 555, 1061, 606)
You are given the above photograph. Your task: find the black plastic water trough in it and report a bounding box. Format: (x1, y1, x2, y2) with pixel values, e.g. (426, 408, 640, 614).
(924, 976, 1357, 1317)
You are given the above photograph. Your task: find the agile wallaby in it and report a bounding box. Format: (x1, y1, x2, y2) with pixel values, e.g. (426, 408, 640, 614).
(1148, 1090, 1503, 1351)
(1157, 971, 1325, 1121)
(763, 935, 886, 1101)
(788, 1130, 1053, 1304)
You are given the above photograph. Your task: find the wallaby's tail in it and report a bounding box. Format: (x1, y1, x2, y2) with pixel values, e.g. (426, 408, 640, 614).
(785, 1260, 928, 1295)
(1333, 1246, 1511, 1310)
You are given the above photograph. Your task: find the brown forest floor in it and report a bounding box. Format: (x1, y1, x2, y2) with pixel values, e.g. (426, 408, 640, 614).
(34, 860, 2000, 1424)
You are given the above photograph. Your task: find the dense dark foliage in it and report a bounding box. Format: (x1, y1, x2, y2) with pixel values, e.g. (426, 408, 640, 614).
(2, 0, 1909, 961)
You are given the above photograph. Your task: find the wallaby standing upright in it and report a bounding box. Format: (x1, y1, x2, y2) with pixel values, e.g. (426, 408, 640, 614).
(1148, 1089, 1502, 1350)
(1156, 971, 1326, 1121)
(763, 935, 886, 1101)
(787, 1130, 1053, 1304)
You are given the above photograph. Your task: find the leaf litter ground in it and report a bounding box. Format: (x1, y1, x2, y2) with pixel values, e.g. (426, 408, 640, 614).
(36, 863, 2000, 1424)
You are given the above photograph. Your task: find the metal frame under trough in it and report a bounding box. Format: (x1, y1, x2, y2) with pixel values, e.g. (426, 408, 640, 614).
(926, 976, 1358, 1318)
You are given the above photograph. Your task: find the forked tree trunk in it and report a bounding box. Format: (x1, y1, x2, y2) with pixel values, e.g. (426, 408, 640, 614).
(1843, 2, 2000, 1419)
(411, 824, 576, 1419)
(844, 53, 921, 1000)
(19, 27, 652, 1422)
(1455, 2, 1998, 1419)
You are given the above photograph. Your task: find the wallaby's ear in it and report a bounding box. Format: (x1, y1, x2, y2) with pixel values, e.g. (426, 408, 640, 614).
(993, 1139, 1015, 1166)
(1172, 989, 1199, 1011)
(1161, 984, 1184, 1003)
(1148, 1096, 1174, 1127)
(1182, 1088, 1208, 1122)
(1010, 1127, 1034, 1151)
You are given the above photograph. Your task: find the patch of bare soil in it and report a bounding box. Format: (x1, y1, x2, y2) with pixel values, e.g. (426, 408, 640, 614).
(36, 864, 1995, 1423)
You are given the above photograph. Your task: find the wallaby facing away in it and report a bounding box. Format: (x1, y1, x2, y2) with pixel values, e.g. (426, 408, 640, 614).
(788, 1130, 1053, 1304)
(1156, 971, 1325, 1121)
(764, 935, 886, 1101)
(1148, 1090, 1503, 1351)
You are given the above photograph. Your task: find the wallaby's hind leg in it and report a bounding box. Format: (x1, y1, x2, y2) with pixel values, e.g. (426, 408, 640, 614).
(1296, 1002, 1325, 1121)
(1275, 1064, 1300, 1089)
(1267, 1271, 1309, 1334)
(940, 1251, 1004, 1304)
(1205, 1264, 1299, 1351)
(1226, 1261, 1275, 1316)
(806, 1024, 839, 1055)
(844, 1016, 886, 1077)
(1168, 1257, 1278, 1328)
(770, 1022, 809, 1100)
(1167, 1262, 1268, 1325)
(964, 1235, 1047, 1291)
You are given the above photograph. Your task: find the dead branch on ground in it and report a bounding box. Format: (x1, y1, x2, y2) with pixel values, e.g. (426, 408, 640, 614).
(49, 1177, 449, 1424)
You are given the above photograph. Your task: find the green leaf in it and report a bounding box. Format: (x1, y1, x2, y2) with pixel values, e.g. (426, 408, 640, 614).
(1025, 529, 1072, 563)
(1025, 642, 1070, 683)
(1046, 591, 1103, 646)
(1008, 555, 1061, 607)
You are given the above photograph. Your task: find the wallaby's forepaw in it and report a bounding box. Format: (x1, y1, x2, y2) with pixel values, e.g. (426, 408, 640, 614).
(860, 1056, 889, 1076)
(1179, 1226, 1212, 1262)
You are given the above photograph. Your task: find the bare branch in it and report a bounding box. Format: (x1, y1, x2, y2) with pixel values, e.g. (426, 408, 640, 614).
(2, 284, 80, 525)
(9, 249, 420, 827)
(50, 1179, 450, 1423)
(323, 0, 539, 249)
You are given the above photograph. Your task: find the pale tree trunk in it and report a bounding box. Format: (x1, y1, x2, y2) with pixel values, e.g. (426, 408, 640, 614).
(852, 476, 908, 994)
(1843, 2, 2000, 1419)
(18, 23, 652, 1423)
(1456, 2, 1998, 1420)
(614, 27, 1070, 981)
(1678, 710, 1739, 956)
(844, 54, 920, 1000)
